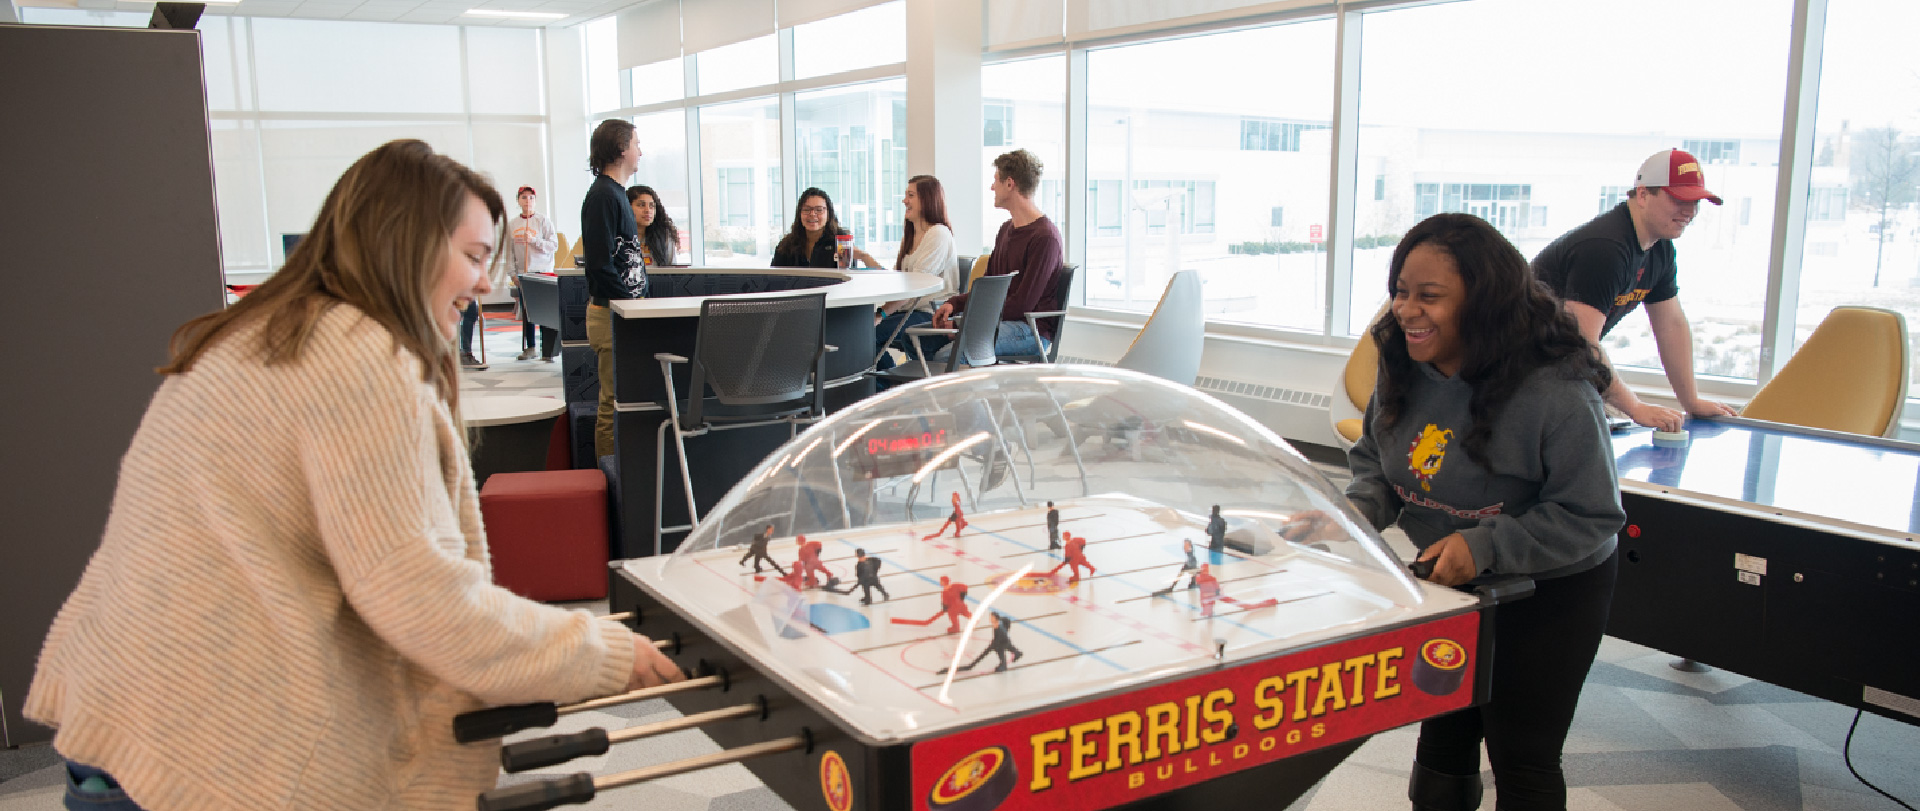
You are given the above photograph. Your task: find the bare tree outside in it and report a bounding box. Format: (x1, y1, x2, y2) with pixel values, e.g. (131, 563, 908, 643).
(1848, 126, 1920, 287)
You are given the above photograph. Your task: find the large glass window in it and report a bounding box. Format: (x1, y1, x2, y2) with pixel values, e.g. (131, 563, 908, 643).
(1797, 0, 1920, 397)
(981, 56, 1066, 246)
(631, 110, 693, 265)
(627, 59, 686, 107)
(585, 17, 621, 113)
(699, 98, 783, 267)
(696, 35, 778, 96)
(796, 79, 908, 265)
(1086, 22, 1334, 331)
(793, 1, 905, 80)
(1352, 0, 1792, 386)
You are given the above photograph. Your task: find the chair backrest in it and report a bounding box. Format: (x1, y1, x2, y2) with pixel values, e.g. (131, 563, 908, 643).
(950, 273, 1015, 371)
(692, 293, 828, 406)
(966, 254, 992, 293)
(1116, 271, 1205, 385)
(955, 255, 975, 294)
(1344, 302, 1390, 409)
(1744, 306, 1909, 437)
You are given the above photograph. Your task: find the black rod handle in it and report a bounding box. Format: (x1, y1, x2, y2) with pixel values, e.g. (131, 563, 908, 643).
(475, 773, 595, 811)
(454, 702, 558, 744)
(1408, 559, 1436, 580)
(501, 729, 611, 773)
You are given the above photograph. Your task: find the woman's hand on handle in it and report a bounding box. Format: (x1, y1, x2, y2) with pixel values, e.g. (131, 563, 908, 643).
(1415, 533, 1477, 587)
(625, 633, 686, 691)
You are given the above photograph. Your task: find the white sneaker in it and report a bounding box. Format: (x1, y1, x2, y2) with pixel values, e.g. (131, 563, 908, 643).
(516, 348, 537, 361)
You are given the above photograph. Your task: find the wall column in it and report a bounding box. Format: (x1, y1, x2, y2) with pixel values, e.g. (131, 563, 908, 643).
(905, 0, 983, 253)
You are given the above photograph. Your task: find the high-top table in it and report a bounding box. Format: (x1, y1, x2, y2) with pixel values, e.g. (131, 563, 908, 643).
(606, 268, 946, 558)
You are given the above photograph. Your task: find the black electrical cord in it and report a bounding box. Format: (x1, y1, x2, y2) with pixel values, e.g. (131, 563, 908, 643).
(1844, 709, 1915, 811)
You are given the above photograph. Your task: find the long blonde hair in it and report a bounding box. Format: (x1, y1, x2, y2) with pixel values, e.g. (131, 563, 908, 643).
(161, 140, 506, 415)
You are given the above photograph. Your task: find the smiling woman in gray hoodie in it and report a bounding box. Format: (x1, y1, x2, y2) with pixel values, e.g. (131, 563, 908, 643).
(1346, 213, 1623, 811)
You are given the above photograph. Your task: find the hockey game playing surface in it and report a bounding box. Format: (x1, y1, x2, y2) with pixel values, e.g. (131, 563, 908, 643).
(622, 494, 1473, 744)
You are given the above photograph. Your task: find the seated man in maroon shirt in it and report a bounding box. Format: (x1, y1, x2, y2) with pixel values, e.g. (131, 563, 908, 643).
(928, 149, 1063, 362)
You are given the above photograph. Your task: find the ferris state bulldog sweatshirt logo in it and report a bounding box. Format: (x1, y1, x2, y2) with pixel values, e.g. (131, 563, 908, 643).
(1407, 424, 1453, 492)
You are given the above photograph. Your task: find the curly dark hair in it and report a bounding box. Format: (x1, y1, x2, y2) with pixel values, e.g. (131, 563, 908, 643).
(1369, 213, 1612, 471)
(774, 188, 844, 262)
(588, 119, 636, 175)
(626, 185, 679, 266)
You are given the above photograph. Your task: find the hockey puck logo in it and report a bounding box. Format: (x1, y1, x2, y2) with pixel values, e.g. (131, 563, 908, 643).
(987, 572, 1065, 595)
(929, 746, 1016, 810)
(820, 750, 853, 811)
(1411, 638, 1468, 696)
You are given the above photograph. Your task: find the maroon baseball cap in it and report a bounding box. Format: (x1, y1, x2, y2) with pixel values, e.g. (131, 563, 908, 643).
(516, 186, 536, 197)
(1634, 150, 1722, 205)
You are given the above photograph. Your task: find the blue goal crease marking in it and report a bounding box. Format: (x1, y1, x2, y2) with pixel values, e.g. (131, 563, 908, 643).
(827, 533, 1128, 671)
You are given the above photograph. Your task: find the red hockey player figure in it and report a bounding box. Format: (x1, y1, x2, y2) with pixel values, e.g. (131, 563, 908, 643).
(1048, 531, 1097, 583)
(1193, 564, 1221, 617)
(777, 559, 806, 592)
(795, 535, 839, 590)
(922, 492, 968, 540)
(893, 575, 972, 632)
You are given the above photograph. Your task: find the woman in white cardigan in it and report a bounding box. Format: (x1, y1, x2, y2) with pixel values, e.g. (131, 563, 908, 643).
(26, 140, 683, 811)
(872, 175, 957, 367)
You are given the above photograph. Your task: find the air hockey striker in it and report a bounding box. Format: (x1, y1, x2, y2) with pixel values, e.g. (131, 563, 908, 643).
(474, 365, 1520, 811)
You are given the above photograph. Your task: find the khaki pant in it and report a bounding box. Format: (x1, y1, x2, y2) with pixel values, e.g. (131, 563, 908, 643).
(585, 303, 617, 459)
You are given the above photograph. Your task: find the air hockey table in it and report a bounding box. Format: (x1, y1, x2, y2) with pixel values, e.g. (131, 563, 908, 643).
(475, 365, 1524, 811)
(1608, 416, 1920, 726)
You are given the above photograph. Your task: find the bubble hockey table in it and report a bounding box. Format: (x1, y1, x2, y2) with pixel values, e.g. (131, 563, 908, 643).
(476, 500, 1524, 811)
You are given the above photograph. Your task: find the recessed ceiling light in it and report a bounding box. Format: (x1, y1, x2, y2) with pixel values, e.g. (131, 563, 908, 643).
(464, 8, 566, 18)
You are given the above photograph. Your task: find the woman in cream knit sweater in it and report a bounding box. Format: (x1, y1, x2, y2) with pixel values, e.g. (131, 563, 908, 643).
(26, 140, 684, 811)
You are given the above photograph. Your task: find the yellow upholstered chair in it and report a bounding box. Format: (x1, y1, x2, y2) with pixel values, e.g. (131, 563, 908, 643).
(1743, 306, 1908, 438)
(965, 254, 990, 293)
(1329, 303, 1389, 450)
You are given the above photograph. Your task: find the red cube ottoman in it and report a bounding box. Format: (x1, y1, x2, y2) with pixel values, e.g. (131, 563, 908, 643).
(479, 469, 609, 602)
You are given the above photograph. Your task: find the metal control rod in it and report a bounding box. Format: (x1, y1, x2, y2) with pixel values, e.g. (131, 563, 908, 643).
(601, 611, 635, 623)
(500, 702, 763, 772)
(477, 734, 809, 811)
(452, 675, 722, 743)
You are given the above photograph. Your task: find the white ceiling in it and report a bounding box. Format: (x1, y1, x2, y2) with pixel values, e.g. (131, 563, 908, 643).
(25, 0, 635, 28)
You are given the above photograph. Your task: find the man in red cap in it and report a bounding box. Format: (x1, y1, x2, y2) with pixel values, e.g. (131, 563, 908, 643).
(1532, 149, 1739, 433)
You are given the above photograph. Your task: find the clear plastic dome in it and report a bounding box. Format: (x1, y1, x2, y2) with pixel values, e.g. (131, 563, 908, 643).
(621, 365, 1476, 744)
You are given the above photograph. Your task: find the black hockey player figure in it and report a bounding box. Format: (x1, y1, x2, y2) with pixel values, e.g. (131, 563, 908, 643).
(1046, 501, 1061, 551)
(740, 523, 786, 575)
(831, 549, 890, 605)
(1206, 505, 1228, 554)
(958, 612, 1023, 672)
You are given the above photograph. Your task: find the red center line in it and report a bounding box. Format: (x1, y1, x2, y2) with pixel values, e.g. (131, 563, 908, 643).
(687, 555, 963, 714)
(922, 537, 1209, 657)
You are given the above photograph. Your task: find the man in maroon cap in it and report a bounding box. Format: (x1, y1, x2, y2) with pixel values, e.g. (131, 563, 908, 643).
(1532, 149, 1740, 433)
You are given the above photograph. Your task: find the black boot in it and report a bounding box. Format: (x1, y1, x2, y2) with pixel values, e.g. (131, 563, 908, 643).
(1409, 762, 1483, 811)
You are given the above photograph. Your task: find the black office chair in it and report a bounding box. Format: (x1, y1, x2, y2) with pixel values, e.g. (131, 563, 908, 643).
(874, 273, 1015, 384)
(1001, 263, 1078, 364)
(653, 292, 832, 549)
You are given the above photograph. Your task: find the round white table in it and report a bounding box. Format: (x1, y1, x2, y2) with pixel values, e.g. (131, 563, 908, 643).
(463, 394, 568, 486)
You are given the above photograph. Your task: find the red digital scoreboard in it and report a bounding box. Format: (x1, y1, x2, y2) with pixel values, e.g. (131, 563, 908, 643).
(853, 413, 956, 479)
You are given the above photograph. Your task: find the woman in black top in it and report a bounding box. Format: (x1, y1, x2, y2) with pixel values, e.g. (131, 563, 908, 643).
(772, 188, 851, 268)
(626, 185, 680, 267)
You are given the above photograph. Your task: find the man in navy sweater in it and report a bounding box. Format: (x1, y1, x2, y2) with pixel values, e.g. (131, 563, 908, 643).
(581, 119, 649, 458)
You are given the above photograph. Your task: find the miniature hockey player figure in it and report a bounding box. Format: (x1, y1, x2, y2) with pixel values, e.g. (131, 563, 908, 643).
(923, 492, 968, 540)
(795, 535, 839, 590)
(777, 560, 806, 592)
(740, 523, 786, 575)
(1048, 532, 1097, 583)
(1193, 563, 1221, 617)
(1046, 501, 1061, 550)
(1206, 505, 1228, 555)
(957, 612, 1024, 673)
(889, 575, 972, 632)
(1153, 538, 1202, 596)
(830, 548, 890, 605)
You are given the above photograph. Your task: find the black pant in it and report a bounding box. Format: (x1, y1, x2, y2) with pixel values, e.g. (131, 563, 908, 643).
(1415, 552, 1618, 811)
(521, 321, 558, 357)
(856, 580, 889, 603)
